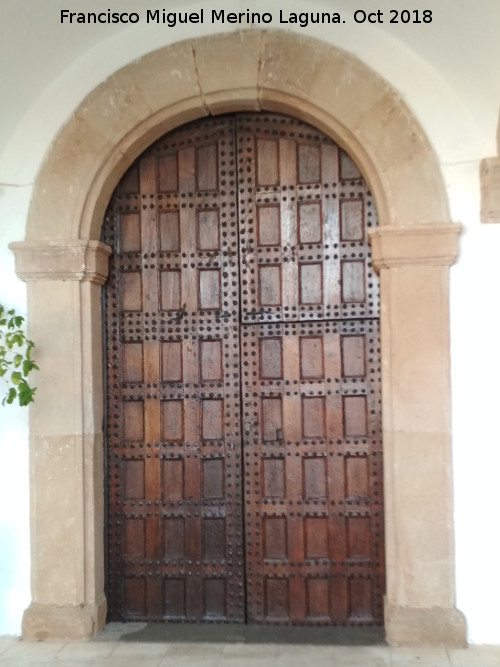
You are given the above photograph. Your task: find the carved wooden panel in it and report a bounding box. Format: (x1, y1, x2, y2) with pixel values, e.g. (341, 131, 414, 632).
(104, 117, 244, 622)
(103, 112, 382, 626)
(236, 114, 378, 325)
(241, 319, 383, 624)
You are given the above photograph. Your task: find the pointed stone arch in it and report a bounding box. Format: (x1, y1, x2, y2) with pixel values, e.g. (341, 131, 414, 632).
(11, 31, 465, 645)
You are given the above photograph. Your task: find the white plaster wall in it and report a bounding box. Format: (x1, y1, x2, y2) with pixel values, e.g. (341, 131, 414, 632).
(1, 0, 499, 643)
(0, 188, 31, 635)
(446, 161, 500, 644)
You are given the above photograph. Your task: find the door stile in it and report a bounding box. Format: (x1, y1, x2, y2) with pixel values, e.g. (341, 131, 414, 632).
(139, 155, 163, 617)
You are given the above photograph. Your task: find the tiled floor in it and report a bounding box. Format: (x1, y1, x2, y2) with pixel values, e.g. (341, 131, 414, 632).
(0, 625, 499, 666)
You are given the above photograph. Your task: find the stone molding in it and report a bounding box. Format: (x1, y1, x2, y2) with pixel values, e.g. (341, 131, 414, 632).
(369, 223, 462, 269)
(480, 157, 500, 223)
(9, 240, 111, 284)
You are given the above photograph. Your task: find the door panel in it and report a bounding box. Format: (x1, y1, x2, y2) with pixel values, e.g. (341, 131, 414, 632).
(236, 115, 382, 623)
(241, 319, 382, 623)
(236, 115, 378, 325)
(104, 118, 245, 622)
(103, 113, 383, 625)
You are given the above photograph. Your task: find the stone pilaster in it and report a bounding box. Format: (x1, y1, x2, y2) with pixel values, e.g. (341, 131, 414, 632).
(10, 240, 110, 640)
(369, 224, 466, 647)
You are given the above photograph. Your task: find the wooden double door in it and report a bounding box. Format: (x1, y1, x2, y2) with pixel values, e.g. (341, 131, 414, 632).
(103, 113, 383, 626)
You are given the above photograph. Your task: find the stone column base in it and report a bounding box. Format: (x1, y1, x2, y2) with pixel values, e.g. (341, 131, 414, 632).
(385, 602, 467, 647)
(22, 598, 107, 641)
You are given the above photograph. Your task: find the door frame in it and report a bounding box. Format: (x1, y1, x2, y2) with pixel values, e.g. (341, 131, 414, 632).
(10, 30, 466, 645)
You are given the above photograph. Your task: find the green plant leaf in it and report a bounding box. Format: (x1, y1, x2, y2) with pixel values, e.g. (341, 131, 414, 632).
(2, 387, 17, 406)
(1, 304, 37, 407)
(22, 358, 38, 375)
(17, 381, 36, 406)
(5, 332, 24, 348)
(10, 371, 22, 385)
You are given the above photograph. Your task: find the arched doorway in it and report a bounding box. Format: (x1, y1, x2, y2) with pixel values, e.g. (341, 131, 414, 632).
(11, 31, 465, 644)
(102, 112, 383, 625)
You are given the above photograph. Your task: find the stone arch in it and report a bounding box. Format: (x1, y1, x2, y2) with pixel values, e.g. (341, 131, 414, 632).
(11, 31, 465, 645)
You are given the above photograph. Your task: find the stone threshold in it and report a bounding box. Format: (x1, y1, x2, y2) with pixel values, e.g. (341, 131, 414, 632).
(117, 622, 385, 645)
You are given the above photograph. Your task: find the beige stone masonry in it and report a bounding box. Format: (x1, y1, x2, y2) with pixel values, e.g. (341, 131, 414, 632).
(23, 32, 452, 244)
(195, 31, 263, 113)
(14, 30, 465, 645)
(480, 109, 500, 223)
(369, 224, 462, 268)
(20, 281, 107, 639)
(480, 157, 500, 223)
(9, 240, 111, 284)
(10, 244, 109, 640)
(369, 224, 465, 646)
(385, 605, 467, 647)
(22, 601, 105, 642)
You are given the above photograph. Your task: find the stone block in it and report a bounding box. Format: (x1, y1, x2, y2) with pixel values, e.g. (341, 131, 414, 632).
(480, 157, 500, 223)
(259, 31, 331, 97)
(194, 31, 261, 110)
(385, 604, 467, 647)
(22, 600, 106, 641)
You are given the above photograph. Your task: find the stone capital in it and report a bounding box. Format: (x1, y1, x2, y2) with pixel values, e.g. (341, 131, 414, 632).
(368, 224, 462, 270)
(9, 240, 111, 284)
